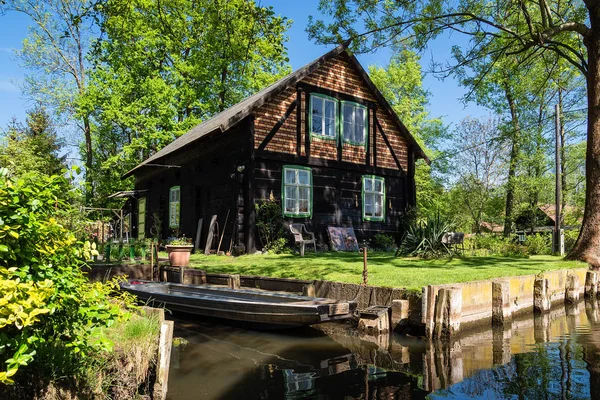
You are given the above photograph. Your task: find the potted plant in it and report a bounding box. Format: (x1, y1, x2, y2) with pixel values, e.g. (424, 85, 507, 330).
(166, 236, 193, 267)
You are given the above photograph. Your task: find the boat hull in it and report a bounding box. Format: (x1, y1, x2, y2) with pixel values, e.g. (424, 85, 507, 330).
(121, 280, 357, 328)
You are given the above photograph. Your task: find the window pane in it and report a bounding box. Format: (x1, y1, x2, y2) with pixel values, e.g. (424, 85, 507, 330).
(325, 99, 335, 120)
(298, 170, 309, 185)
(324, 117, 335, 137)
(355, 127, 363, 143)
(299, 187, 309, 200)
(375, 195, 382, 217)
(343, 121, 353, 141)
(312, 115, 322, 135)
(285, 186, 297, 201)
(343, 104, 353, 123)
(312, 97, 323, 116)
(285, 199, 296, 212)
(375, 179, 383, 193)
(355, 108, 364, 143)
(364, 178, 372, 192)
(285, 170, 296, 184)
(299, 200, 309, 213)
(355, 107, 364, 127)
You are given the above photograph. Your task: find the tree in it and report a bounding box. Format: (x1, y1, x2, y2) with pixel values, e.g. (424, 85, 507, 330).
(0, 106, 66, 177)
(0, 0, 95, 200)
(451, 117, 507, 233)
(308, 0, 599, 261)
(368, 49, 447, 219)
(85, 0, 292, 204)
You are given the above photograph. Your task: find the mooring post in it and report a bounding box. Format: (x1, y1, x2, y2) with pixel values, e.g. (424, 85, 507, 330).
(391, 299, 409, 332)
(534, 277, 551, 313)
(492, 280, 511, 326)
(228, 274, 241, 290)
(585, 270, 599, 297)
(565, 274, 580, 304)
(360, 247, 368, 285)
(433, 287, 462, 338)
(302, 283, 315, 297)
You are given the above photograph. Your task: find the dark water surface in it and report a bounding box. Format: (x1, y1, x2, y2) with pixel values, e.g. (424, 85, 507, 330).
(167, 300, 600, 399)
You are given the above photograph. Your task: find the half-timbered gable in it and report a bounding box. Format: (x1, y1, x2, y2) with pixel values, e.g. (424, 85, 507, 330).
(125, 42, 428, 253)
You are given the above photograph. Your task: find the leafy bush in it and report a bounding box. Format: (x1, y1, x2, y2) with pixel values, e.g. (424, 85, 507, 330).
(371, 233, 396, 251)
(525, 233, 552, 255)
(255, 199, 288, 252)
(564, 229, 579, 253)
(399, 214, 454, 258)
(464, 234, 529, 258)
(0, 169, 134, 392)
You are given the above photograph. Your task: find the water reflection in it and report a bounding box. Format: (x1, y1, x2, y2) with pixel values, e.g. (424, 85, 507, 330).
(167, 299, 600, 399)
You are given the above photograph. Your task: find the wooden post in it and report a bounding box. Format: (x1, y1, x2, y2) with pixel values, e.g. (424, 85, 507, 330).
(360, 247, 368, 285)
(228, 274, 241, 290)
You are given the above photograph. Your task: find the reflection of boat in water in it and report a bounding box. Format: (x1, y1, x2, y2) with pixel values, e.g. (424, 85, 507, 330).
(121, 280, 356, 327)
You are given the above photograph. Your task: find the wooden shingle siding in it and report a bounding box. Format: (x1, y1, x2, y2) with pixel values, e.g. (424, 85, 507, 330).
(301, 55, 377, 103)
(311, 137, 337, 161)
(341, 143, 366, 164)
(254, 87, 297, 154)
(378, 112, 408, 171)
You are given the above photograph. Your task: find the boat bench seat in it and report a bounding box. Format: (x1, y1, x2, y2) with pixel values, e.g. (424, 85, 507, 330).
(290, 224, 317, 257)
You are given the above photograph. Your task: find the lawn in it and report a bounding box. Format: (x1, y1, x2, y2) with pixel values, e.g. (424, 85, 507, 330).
(188, 252, 586, 291)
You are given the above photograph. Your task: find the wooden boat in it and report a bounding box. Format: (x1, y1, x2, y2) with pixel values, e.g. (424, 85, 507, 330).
(121, 280, 357, 327)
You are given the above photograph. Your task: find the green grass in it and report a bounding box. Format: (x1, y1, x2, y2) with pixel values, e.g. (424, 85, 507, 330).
(189, 252, 586, 291)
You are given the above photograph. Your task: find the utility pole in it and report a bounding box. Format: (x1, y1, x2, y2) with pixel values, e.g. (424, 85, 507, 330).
(554, 104, 564, 255)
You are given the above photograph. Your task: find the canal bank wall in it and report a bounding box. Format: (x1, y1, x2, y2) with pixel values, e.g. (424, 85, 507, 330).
(87, 263, 594, 338)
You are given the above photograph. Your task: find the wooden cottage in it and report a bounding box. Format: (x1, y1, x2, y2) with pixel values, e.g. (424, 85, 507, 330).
(123, 43, 428, 253)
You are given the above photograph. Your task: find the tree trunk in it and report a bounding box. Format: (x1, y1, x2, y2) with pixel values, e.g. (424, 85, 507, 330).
(503, 87, 521, 236)
(567, 13, 600, 262)
(83, 114, 93, 203)
(560, 89, 567, 226)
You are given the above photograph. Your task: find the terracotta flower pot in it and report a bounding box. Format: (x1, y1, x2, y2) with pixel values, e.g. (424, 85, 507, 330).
(166, 245, 193, 267)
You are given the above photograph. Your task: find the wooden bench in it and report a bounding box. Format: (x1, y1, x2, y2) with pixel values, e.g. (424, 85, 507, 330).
(290, 224, 316, 256)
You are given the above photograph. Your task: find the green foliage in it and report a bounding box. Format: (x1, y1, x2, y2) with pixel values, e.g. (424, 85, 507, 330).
(168, 236, 193, 246)
(0, 107, 66, 178)
(85, 0, 292, 204)
(370, 233, 396, 251)
(524, 234, 552, 256)
(564, 229, 580, 253)
(399, 214, 454, 258)
(255, 199, 287, 252)
(0, 170, 134, 390)
(464, 234, 529, 258)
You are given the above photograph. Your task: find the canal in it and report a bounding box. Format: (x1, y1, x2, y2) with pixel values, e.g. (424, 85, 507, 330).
(167, 299, 600, 399)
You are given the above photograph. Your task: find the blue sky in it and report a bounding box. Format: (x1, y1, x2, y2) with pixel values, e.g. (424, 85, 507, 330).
(0, 0, 488, 132)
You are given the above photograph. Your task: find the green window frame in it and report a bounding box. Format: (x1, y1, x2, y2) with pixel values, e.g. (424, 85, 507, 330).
(341, 101, 368, 146)
(282, 166, 313, 218)
(137, 197, 146, 240)
(362, 175, 385, 222)
(309, 94, 338, 141)
(168, 186, 180, 229)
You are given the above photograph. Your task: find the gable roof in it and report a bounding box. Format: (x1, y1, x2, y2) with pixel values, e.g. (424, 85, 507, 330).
(123, 42, 428, 178)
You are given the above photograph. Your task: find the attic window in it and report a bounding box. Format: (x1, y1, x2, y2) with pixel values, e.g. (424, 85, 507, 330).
(310, 94, 337, 140)
(342, 101, 367, 145)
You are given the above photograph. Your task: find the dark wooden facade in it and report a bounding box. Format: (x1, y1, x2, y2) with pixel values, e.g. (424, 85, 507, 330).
(127, 44, 427, 252)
